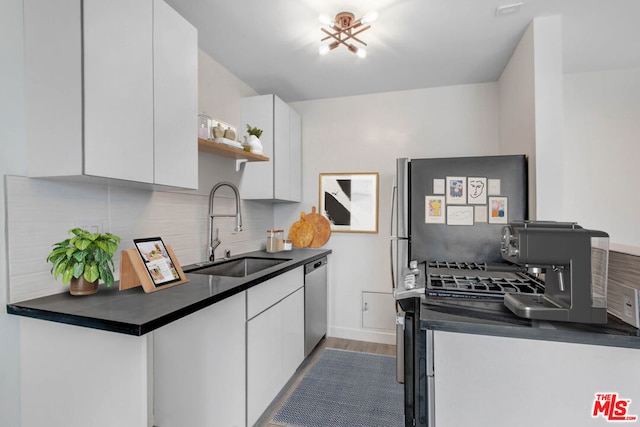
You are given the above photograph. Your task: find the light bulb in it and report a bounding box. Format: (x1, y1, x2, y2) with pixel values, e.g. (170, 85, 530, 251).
(356, 47, 367, 58)
(361, 11, 378, 24)
(319, 45, 330, 55)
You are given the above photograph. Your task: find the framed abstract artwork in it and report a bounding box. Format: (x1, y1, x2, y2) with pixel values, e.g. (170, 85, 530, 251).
(319, 172, 379, 233)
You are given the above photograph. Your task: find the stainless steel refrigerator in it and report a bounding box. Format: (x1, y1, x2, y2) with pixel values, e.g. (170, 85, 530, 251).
(391, 155, 533, 427)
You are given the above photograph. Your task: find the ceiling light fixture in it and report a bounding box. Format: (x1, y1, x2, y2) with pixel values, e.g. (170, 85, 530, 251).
(318, 11, 377, 58)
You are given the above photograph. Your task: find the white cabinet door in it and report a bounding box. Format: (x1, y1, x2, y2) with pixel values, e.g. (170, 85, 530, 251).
(273, 95, 290, 201)
(247, 297, 283, 426)
(240, 95, 274, 200)
(83, 0, 154, 183)
(288, 107, 302, 202)
(240, 94, 302, 202)
(154, 291, 246, 427)
(153, 0, 198, 189)
(247, 286, 305, 426)
(24, 0, 83, 177)
(281, 287, 305, 381)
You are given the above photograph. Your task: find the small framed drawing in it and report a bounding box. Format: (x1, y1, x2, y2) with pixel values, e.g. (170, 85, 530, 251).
(467, 177, 487, 205)
(474, 205, 488, 223)
(319, 172, 379, 233)
(447, 205, 474, 226)
(425, 195, 446, 224)
(489, 197, 508, 224)
(446, 176, 466, 204)
(433, 179, 445, 195)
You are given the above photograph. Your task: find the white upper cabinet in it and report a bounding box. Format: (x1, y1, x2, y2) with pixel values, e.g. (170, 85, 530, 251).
(153, 0, 198, 189)
(24, 0, 198, 190)
(83, 0, 154, 183)
(240, 94, 302, 202)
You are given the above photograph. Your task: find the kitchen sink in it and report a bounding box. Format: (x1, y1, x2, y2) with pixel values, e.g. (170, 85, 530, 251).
(189, 257, 290, 278)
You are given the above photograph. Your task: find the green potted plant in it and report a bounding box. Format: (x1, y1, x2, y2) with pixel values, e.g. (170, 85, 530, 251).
(246, 124, 263, 139)
(46, 228, 121, 296)
(245, 124, 264, 154)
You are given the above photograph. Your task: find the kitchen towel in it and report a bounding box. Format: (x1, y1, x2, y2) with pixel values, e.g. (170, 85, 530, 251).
(271, 348, 404, 427)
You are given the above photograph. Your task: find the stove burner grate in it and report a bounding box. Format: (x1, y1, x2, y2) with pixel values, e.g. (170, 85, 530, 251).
(426, 261, 545, 298)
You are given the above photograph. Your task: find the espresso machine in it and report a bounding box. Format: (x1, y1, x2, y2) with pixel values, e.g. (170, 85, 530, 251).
(500, 221, 610, 324)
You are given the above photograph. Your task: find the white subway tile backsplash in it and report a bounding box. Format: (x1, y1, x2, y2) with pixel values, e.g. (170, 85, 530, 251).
(6, 175, 273, 303)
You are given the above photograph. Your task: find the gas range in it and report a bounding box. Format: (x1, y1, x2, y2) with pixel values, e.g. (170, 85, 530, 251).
(425, 261, 546, 299)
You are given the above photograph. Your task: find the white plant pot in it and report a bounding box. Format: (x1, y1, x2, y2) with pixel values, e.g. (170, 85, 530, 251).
(248, 135, 263, 154)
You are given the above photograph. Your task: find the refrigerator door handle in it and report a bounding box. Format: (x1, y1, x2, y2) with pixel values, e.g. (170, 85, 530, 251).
(390, 180, 397, 290)
(390, 180, 410, 291)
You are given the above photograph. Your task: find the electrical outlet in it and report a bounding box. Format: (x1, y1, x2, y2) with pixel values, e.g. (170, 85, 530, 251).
(622, 286, 640, 328)
(609, 282, 640, 328)
(74, 220, 103, 234)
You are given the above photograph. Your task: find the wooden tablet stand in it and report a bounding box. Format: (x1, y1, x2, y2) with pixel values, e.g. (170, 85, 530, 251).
(119, 245, 189, 293)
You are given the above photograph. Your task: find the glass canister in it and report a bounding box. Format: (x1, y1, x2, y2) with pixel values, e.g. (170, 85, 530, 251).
(198, 111, 211, 140)
(266, 229, 284, 253)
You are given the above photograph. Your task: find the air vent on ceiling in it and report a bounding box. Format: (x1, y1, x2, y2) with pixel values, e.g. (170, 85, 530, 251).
(495, 2, 523, 16)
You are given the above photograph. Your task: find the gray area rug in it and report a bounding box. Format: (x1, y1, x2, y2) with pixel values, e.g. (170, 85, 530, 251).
(271, 348, 404, 427)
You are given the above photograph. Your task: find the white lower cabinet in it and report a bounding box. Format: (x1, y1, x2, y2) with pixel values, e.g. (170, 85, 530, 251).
(432, 330, 640, 426)
(247, 268, 305, 426)
(154, 291, 246, 427)
(20, 318, 152, 427)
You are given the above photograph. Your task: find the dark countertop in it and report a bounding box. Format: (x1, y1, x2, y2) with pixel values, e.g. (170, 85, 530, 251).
(420, 296, 640, 349)
(6, 249, 331, 336)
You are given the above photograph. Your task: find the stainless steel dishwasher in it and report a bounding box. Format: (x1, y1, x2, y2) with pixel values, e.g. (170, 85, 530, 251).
(304, 256, 327, 356)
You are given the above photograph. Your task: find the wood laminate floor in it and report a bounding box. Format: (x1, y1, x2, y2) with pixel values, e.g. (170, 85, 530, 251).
(258, 337, 397, 427)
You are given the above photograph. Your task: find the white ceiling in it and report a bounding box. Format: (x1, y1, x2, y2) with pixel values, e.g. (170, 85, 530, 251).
(165, 0, 640, 102)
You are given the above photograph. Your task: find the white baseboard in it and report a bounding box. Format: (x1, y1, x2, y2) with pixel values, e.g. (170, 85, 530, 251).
(328, 325, 396, 345)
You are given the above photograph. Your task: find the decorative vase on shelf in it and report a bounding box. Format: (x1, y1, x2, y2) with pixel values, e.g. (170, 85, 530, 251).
(198, 111, 211, 140)
(212, 123, 225, 139)
(224, 128, 237, 141)
(248, 135, 263, 154)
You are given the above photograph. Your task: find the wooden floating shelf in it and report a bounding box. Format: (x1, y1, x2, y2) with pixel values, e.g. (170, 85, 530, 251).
(198, 138, 269, 162)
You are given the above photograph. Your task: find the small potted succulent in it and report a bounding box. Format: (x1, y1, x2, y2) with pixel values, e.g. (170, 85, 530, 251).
(46, 228, 121, 295)
(245, 124, 264, 154)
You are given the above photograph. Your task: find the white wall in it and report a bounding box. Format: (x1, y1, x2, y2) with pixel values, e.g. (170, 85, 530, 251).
(498, 17, 565, 221)
(278, 84, 501, 343)
(498, 22, 535, 173)
(563, 67, 640, 248)
(498, 16, 640, 250)
(532, 16, 565, 221)
(0, 0, 26, 424)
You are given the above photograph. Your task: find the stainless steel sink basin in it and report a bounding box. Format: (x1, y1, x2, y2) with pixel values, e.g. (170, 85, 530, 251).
(190, 257, 290, 278)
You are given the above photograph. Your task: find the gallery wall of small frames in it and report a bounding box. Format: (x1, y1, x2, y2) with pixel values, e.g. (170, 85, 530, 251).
(424, 176, 508, 226)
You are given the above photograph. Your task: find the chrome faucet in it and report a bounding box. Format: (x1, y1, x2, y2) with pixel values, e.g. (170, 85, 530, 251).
(208, 182, 243, 261)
